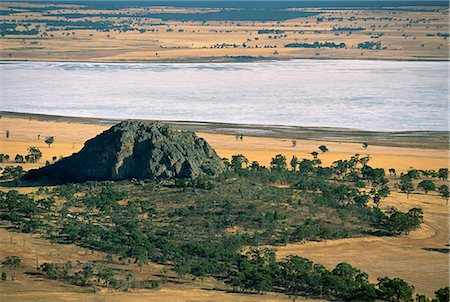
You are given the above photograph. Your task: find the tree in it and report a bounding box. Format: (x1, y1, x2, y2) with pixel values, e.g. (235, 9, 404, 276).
(26, 147, 42, 163)
(417, 180, 435, 194)
(0, 154, 9, 163)
(1, 272, 6, 281)
(278, 255, 316, 300)
(435, 286, 449, 302)
(290, 155, 298, 171)
(270, 154, 287, 171)
(45, 136, 54, 148)
(235, 134, 244, 141)
(2, 256, 21, 280)
(438, 185, 449, 205)
(311, 151, 319, 159)
(377, 276, 414, 302)
(1, 166, 24, 180)
(318, 145, 328, 153)
(415, 294, 430, 302)
(384, 207, 423, 235)
(362, 142, 368, 149)
(227, 248, 275, 293)
(389, 168, 396, 176)
(14, 154, 24, 163)
(399, 177, 414, 198)
(222, 157, 230, 170)
(249, 161, 261, 171)
(6, 130, 10, 139)
(231, 154, 248, 171)
(406, 169, 420, 180)
(437, 168, 448, 180)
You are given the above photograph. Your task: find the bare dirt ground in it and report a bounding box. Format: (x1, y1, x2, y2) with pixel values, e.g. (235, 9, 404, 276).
(275, 192, 449, 297)
(0, 2, 448, 62)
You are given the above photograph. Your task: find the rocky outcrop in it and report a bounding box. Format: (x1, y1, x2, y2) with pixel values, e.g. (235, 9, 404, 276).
(23, 120, 225, 183)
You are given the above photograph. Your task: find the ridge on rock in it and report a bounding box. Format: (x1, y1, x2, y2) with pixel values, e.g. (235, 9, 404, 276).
(22, 120, 225, 183)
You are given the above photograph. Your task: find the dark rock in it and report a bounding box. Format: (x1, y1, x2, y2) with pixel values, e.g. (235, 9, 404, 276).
(23, 120, 224, 183)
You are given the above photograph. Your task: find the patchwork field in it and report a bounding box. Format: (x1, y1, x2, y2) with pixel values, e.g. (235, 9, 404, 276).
(0, 1, 448, 62)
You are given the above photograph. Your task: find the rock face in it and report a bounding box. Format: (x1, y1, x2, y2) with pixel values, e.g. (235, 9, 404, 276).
(23, 120, 225, 183)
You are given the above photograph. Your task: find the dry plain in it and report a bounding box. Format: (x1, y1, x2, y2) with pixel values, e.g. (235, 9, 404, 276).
(1, 2, 449, 300)
(0, 115, 448, 301)
(0, 117, 448, 173)
(0, 1, 448, 62)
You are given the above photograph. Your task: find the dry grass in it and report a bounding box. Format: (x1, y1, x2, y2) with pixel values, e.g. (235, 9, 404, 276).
(0, 227, 301, 302)
(0, 117, 448, 299)
(0, 2, 448, 62)
(275, 192, 449, 297)
(1, 117, 448, 173)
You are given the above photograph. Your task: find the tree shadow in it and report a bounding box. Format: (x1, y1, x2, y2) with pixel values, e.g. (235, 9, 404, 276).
(421, 247, 449, 254)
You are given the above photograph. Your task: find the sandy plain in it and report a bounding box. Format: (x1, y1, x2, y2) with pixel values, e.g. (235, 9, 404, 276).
(0, 116, 448, 173)
(0, 115, 448, 301)
(0, 2, 448, 62)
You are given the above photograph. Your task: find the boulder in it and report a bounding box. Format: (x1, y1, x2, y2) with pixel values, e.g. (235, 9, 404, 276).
(22, 120, 224, 183)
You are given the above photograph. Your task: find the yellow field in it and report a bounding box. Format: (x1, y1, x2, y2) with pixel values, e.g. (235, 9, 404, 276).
(0, 116, 449, 301)
(0, 2, 448, 62)
(275, 192, 449, 297)
(0, 117, 448, 174)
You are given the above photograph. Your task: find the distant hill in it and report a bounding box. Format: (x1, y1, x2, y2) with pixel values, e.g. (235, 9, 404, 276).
(22, 120, 224, 183)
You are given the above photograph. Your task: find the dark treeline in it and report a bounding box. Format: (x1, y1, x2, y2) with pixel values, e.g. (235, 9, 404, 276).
(285, 42, 346, 49)
(1, 151, 445, 300)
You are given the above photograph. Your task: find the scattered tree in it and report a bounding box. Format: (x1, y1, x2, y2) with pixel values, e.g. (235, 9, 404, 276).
(438, 185, 449, 205)
(290, 155, 298, 171)
(1, 166, 24, 180)
(377, 276, 414, 302)
(45, 136, 54, 148)
(14, 154, 24, 163)
(437, 168, 448, 180)
(231, 154, 248, 171)
(2, 256, 21, 281)
(399, 177, 414, 198)
(249, 160, 261, 171)
(25, 147, 42, 163)
(0, 154, 9, 163)
(389, 168, 396, 176)
(435, 286, 449, 302)
(270, 154, 287, 171)
(417, 180, 435, 194)
(318, 145, 328, 153)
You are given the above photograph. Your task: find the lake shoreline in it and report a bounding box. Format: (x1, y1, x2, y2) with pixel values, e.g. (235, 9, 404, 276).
(3, 60, 447, 133)
(1, 111, 448, 150)
(1, 56, 449, 64)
